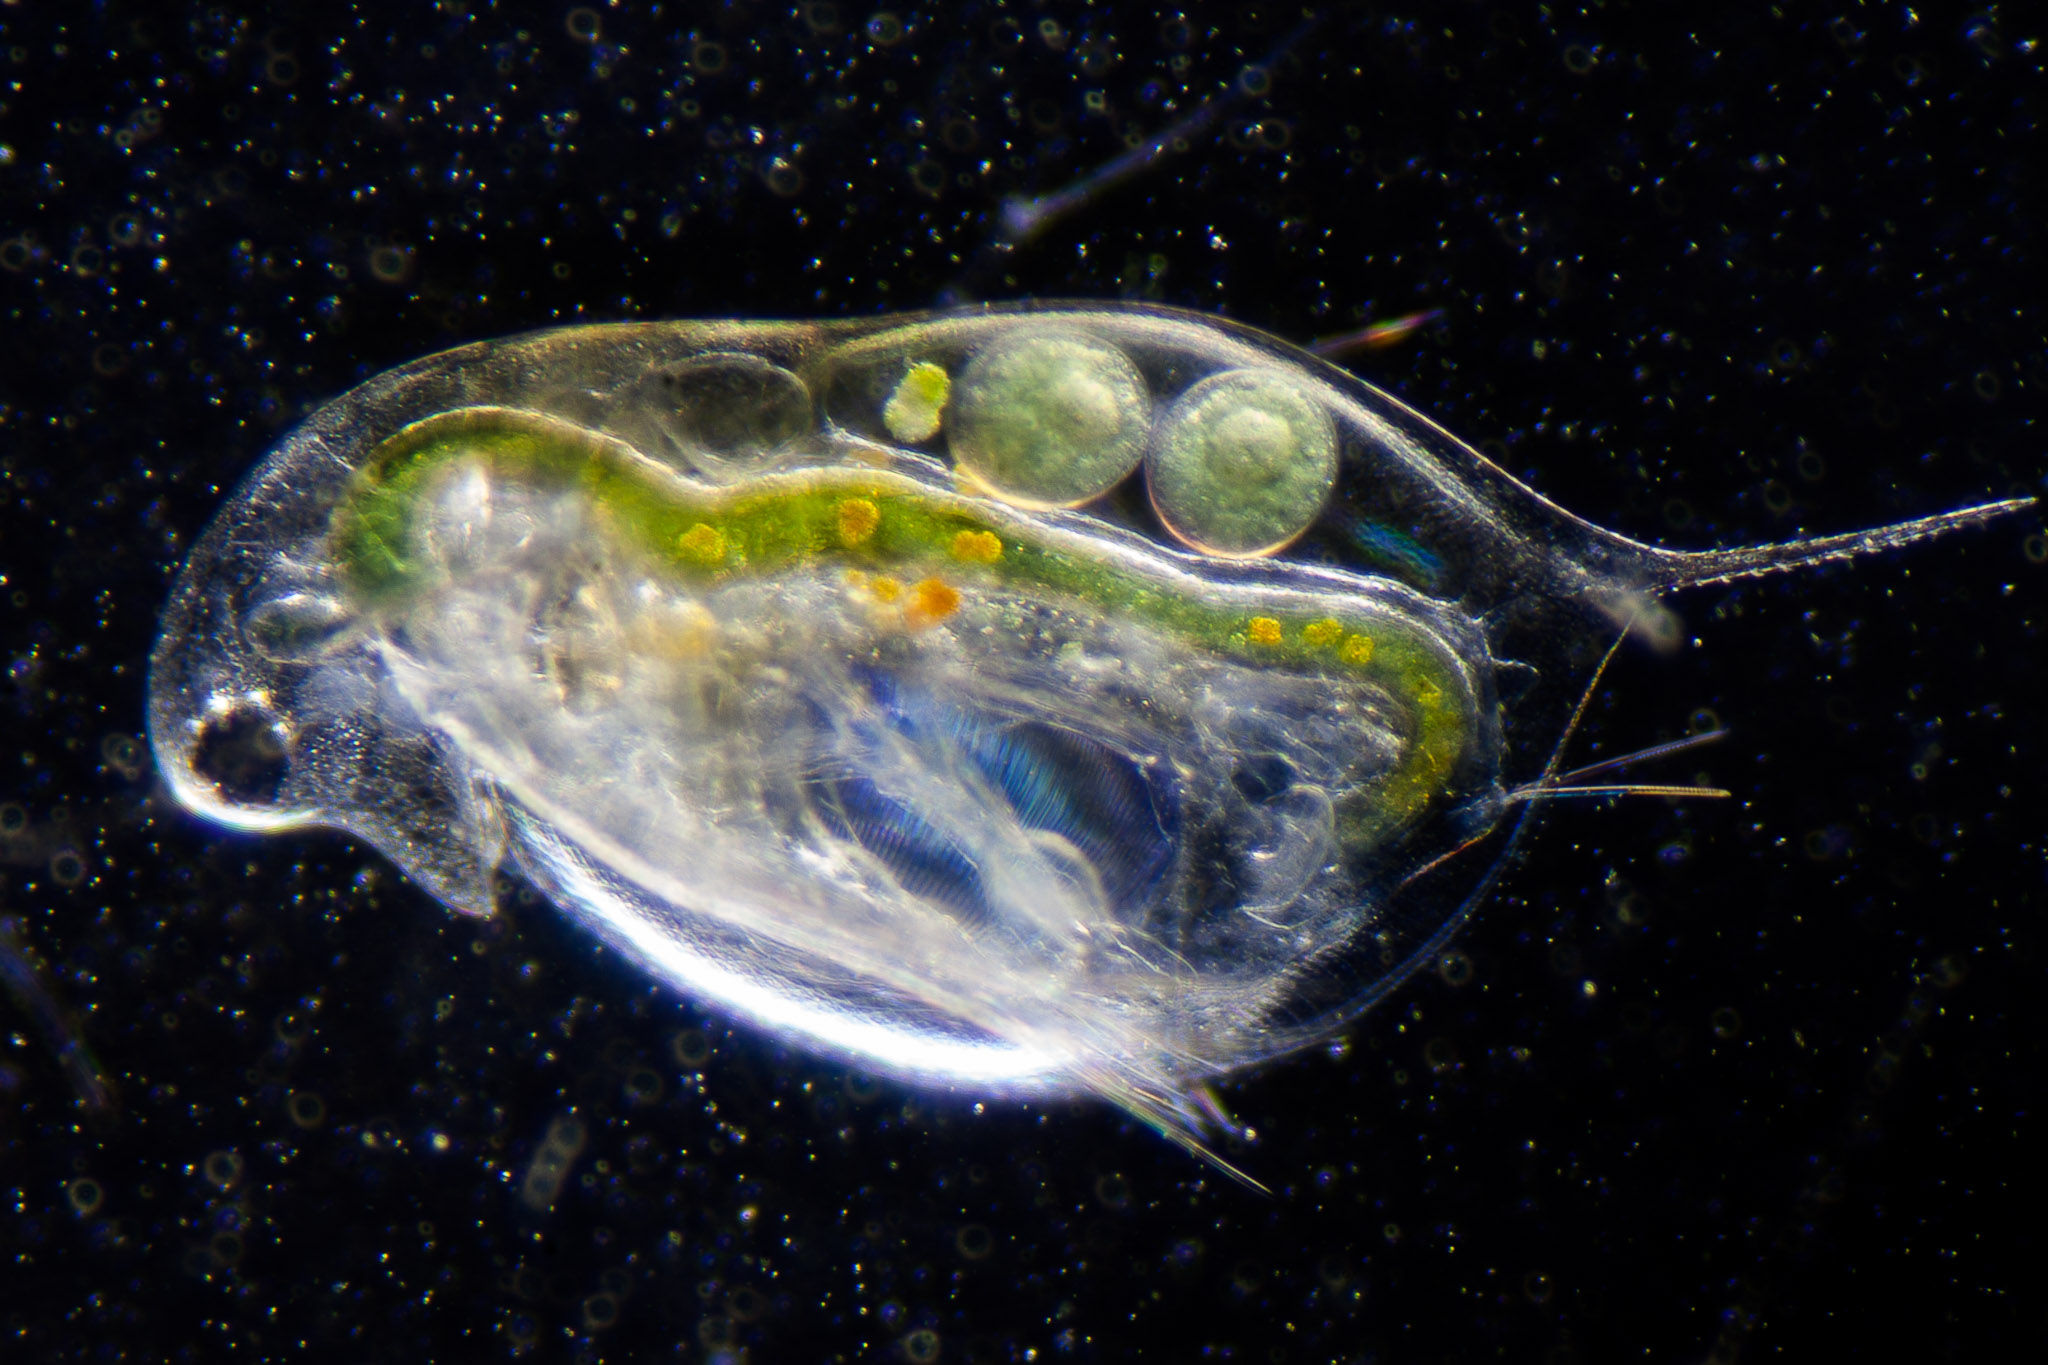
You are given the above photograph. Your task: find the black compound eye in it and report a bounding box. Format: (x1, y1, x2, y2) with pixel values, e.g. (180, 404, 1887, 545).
(189, 706, 291, 809)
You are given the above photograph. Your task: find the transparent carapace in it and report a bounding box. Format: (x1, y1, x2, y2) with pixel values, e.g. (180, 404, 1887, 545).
(147, 303, 2029, 1168)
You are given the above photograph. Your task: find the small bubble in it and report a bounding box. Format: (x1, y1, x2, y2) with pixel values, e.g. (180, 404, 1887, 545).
(1435, 948, 1473, 987)
(66, 1178, 104, 1217)
(582, 1291, 620, 1331)
(867, 12, 905, 47)
(902, 1328, 941, 1363)
(368, 244, 415, 284)
(623, 1067, 664, 1106)
(50, 849, 87, 886)
(670, 1028, 710, 1068)
(545, 1115, 587, 1151)
(1710, 1006, 1742, 1040)
(202, 1149, 244, 1192)
(565, 8, 601, 43)
(955, 1223, 993, 1260)
(287, 1090, 326, 1128)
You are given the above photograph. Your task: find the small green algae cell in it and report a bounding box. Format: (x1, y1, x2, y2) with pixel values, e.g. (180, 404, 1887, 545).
(148, 303, 2029, 1170)
(882, 360, 950, 444)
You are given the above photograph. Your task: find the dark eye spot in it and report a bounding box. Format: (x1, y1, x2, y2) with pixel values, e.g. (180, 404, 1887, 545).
(190, 707, 290, 808)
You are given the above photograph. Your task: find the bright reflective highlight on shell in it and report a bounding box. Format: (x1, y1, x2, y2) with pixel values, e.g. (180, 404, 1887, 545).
(148, 304, 2028, 1159)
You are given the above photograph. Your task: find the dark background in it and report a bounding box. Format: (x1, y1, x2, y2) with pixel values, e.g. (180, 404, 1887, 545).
(2, 3, 2042, 1360)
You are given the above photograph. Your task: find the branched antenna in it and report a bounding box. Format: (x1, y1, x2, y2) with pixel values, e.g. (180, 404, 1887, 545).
(1506, 782, 1730, 804)
(1506, 728, 1732, 805)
